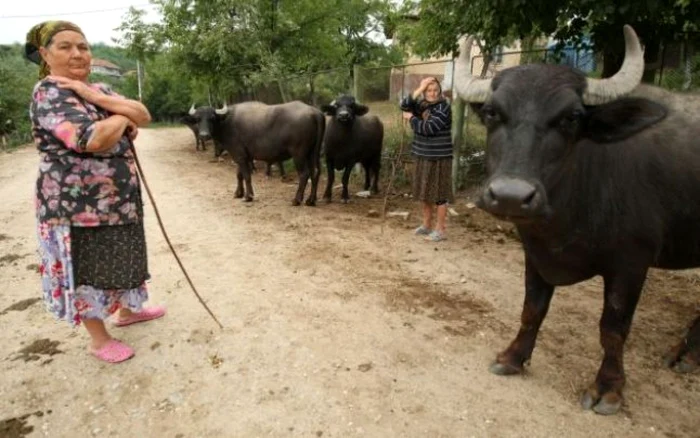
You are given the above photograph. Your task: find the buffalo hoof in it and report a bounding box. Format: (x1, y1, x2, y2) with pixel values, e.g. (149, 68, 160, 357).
(305, 199, 316, 207)
(663, 343, 699, 373)
(488, 361, 522, 376)
(234, 192, 244, 199)
(580, 386, 622, 416)
(341, 198, 350, 204)
(292, 199, 301, 206)
(244, 197, 253, 203)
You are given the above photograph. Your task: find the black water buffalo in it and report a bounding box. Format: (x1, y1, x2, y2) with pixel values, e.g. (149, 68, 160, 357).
(180, 105, 214, 151)
(320, 96, 384, 203)
(191, 101, 324, 205)
(454, 25, 700, 415)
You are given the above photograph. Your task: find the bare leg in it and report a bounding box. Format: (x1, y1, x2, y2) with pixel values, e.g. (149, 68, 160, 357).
(118, 308, 134, 320)
(435, 203, 448, 234)
(422, 202, 433, 229)
(83, 318, 114, 350)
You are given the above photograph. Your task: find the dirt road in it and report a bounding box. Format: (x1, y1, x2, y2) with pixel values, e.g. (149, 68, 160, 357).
(1, 128, 698, 437)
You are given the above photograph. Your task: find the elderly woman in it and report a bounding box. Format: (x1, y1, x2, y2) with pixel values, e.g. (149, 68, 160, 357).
(25, 21, 165, 363)
(401, 77, 454, 242)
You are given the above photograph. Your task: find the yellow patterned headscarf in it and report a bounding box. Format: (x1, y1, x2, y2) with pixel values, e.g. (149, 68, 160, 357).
(24, 21, 86, 78)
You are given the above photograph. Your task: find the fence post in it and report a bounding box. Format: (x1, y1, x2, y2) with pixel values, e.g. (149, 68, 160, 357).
(451, 56, 465, 193)
(451, 97, 465, 193)
(136, 59, 143, 101)
(353, 64, 362, 101)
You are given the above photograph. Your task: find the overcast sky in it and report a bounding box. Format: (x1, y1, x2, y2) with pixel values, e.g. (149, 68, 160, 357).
(0, 1, 161, 45)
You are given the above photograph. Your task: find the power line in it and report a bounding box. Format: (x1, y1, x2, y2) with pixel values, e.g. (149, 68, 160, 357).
(0, 4, 155, 20)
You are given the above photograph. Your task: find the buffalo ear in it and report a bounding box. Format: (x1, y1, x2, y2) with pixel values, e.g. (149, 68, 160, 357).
(355, 104, 369, 116)
(180, 115, 196, 125)
(320, 104, 336, 115)
(582, 98, 667, 143)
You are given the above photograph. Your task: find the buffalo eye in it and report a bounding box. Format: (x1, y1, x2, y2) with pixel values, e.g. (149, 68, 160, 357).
(558, 109, 584, 132)
(481, 105, 501, 126)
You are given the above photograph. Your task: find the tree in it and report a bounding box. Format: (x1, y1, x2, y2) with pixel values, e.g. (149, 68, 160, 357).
(0, 45, 40, 146)
(116, 0, 400, 103)
(393, 0, 700, 81)
(393, 0, 560, 61)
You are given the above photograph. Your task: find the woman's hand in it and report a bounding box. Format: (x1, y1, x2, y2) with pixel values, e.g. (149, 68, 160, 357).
(402, 111, 413, 121)
(47, 75, 101, 104)
(419, 76, 436, 92)
(48, 75, 151, 127)
(413, 76, 437, 99)
(126, 120, 139, 141)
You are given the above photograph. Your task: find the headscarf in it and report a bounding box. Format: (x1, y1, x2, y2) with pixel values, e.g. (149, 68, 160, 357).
(24, 21, 86, 78)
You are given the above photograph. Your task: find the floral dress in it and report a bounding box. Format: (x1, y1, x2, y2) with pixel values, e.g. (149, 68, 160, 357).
(30, 78, 149, 326)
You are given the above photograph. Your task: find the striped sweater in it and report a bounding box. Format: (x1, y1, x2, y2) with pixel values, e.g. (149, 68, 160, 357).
(400, 96, 453, 159)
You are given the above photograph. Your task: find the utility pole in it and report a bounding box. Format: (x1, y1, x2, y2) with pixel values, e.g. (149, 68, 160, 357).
(136, 59, 143, 101)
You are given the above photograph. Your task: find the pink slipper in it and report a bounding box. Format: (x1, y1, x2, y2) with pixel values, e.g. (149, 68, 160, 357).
(90, 339, 134, 363)
(114, 306, 166, 327)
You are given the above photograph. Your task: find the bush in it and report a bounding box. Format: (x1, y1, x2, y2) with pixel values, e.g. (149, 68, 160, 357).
(0, 45, 40, 149)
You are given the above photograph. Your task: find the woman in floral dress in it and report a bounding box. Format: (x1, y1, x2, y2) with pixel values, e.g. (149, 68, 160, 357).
(25, 21, 165, 363)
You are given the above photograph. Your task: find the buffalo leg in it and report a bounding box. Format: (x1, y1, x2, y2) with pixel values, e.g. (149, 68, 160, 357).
(581, 267, 647, 415)
(371, 156, 381, 194)
(279, 161, 287, 178)
(491, 255, 554, 376)
(323, 158, 335, 202)
(362, 161, 371, 191)
(305, 156, 318, 206)
(340, 165, 353, 203)
(234, 167, 244, 199)
(292, 157, 309, 206)
(663, 315, 700, 373)
(242, 164, 254, 202)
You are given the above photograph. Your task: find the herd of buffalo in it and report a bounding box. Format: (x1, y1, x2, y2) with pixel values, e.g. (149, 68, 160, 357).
(181, 94, 383, 206)
(173, 25, 699, 416)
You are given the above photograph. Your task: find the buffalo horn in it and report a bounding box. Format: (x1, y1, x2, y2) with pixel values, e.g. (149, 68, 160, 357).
(583, 25, 645, 105)
(452, 35, 493, 103)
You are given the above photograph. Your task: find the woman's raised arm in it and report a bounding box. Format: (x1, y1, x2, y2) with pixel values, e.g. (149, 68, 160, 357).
(48, 75, 152, 126)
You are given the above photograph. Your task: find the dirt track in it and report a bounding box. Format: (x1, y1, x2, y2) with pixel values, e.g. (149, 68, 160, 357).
(1, 127, 698, 437)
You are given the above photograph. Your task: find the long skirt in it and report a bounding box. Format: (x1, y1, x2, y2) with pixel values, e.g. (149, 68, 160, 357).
(412, 156, 455, 204)
(37, 222, 149, 326)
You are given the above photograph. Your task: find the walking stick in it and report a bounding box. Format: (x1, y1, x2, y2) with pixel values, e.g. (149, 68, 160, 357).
(130, 142, 224, 330)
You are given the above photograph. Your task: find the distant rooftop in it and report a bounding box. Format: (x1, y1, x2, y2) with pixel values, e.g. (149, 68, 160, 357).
(91, 59, 121, 70)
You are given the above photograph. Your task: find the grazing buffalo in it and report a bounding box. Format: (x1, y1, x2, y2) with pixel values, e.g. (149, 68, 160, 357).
(320, 96, 384, 202)
(191, 101, 324, 205)
(454, 25, 700, 415)
(180, 105, 217, 152)
(181, 121, 205, 151)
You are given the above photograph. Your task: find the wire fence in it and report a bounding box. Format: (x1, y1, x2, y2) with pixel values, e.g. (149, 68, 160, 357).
(229, 43, 700, 192)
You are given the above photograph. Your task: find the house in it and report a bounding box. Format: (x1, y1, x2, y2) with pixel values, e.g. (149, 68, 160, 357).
(389, 38, 525, 101)
(385, 11, 551, 100)
(91, 59, 122, 78)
